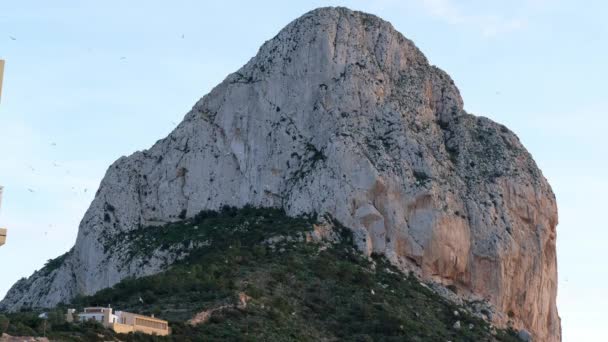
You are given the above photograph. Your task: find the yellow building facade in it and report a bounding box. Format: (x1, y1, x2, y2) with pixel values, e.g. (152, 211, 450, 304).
(0, 59, 4, 103)
(0, 228, 6, 247)
(67, 307, 169, 336)
(111, 311, 170, 336)
(0, 185, 6, 247)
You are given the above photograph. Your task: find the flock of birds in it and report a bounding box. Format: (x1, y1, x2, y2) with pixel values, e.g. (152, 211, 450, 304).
(24, 141, 90, 194)
(9, 30, 186, 196)
(21, 141, 90, 237)
(4, 44, 177, 244)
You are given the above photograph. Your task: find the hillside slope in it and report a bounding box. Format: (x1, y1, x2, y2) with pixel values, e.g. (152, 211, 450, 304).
(1, 208, 522, 341)
(1, 6, 559, 341)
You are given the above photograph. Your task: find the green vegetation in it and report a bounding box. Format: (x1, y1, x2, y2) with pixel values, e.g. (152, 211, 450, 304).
(413, 170, 431, 185)
(41, 249, 72, 275)
(103, 206, 314, 257)
(0, 310, 112, 341)
(1, 207, 521, 341)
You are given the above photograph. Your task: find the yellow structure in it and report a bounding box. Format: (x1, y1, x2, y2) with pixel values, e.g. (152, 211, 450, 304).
(68, 307, 169, 336)
(0, 228, 6, 247)
(111, 311, 170, 336)
(0, 59, 4, 103)
(0, 185, 6, 247)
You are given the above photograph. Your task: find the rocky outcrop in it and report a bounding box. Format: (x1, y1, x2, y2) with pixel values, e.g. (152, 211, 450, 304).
(0, 7, 560, 341)
(0, 334, 49, 342)
(187, 292, 252, 326)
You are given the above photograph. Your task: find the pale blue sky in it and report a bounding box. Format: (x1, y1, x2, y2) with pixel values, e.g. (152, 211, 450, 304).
(0, 1, 605, 340)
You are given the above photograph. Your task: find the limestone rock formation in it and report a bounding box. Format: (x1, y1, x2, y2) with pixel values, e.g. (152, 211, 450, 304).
(0, 7, 560, 341)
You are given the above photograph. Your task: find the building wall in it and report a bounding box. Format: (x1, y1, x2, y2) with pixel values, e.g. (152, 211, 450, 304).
(111, 322, 134, 334)
(78, 313, 104, 324)
(133, 317, 169, 336)
(0, 60, 4, 102)
(66, 309, 76, 323)
(1, 186, 6, 247)
(119, 312, 168, 336)
(78, 307, 117, 327)
(78, 307, 169, 336)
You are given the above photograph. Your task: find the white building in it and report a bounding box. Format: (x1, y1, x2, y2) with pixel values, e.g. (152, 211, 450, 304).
(67, 306, 169, 336)
(75, 307, 118, 325)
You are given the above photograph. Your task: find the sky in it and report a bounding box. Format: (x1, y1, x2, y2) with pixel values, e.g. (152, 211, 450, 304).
(0, 0, 606, 340)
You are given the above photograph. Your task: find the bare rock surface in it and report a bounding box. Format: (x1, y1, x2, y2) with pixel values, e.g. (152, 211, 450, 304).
(0, 334, 49, 342)
(0, 7, 560, 341)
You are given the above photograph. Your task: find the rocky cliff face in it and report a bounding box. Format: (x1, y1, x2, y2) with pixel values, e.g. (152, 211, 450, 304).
(1, 7, 560, 341)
